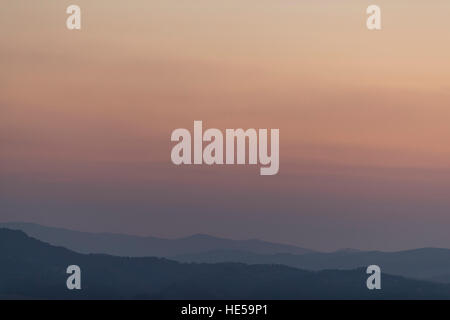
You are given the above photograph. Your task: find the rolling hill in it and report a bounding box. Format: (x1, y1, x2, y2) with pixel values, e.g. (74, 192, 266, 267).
(0, 222, 313, 257)
(4, 222, 450, 285)
(1, 228, 450, 299)
(173, 248, 450, 283)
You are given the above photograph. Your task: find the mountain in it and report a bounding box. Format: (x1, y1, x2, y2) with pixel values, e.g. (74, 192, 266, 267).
(173, 248, 450, 283)
(4, 223, 450, 285)
(0, 222, 313, 257)
(1, 228, 450, 299)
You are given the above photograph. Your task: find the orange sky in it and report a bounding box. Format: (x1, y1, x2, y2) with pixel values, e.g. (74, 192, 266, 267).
(1, 1, 450, 250)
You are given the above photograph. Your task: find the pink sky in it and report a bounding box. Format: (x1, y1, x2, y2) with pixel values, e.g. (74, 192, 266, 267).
(1, 0, 450, 250)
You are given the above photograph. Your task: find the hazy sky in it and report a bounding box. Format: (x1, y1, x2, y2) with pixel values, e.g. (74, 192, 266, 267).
(1, 0, 450, 251)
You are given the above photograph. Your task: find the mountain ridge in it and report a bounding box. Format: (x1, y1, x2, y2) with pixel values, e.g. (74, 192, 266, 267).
(2, 228, 450, 299)
(0, 222, 314, 256)
(173, 248, 450, 283)
(4, 222, 450, 284)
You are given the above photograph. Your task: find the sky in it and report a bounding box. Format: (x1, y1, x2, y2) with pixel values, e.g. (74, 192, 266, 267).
(1, 0, 450, 251)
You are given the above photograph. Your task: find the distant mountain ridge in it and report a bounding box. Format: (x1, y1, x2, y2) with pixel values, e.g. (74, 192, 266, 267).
(2, 228, 450, 299)
(4, 222, 450, 285)
(0, 222, 313, 257)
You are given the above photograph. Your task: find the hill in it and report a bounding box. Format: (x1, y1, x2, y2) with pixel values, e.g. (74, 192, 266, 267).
(0, 222, 313, 257)
(1, 228, 450, 299)
(173, 248, 450, 283)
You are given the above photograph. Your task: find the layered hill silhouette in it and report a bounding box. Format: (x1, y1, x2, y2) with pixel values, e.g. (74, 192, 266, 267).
(3, 222, 450, 284)
(4, 223, 450, 283)
(1, 228, 450, 299)
(0, 222, 313, 256)
(174, 249, 450, 283)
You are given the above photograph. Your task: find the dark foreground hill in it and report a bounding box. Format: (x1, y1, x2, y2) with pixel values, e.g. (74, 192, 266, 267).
(0, 222, 313, 256)
(1, 229, 450, 299)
